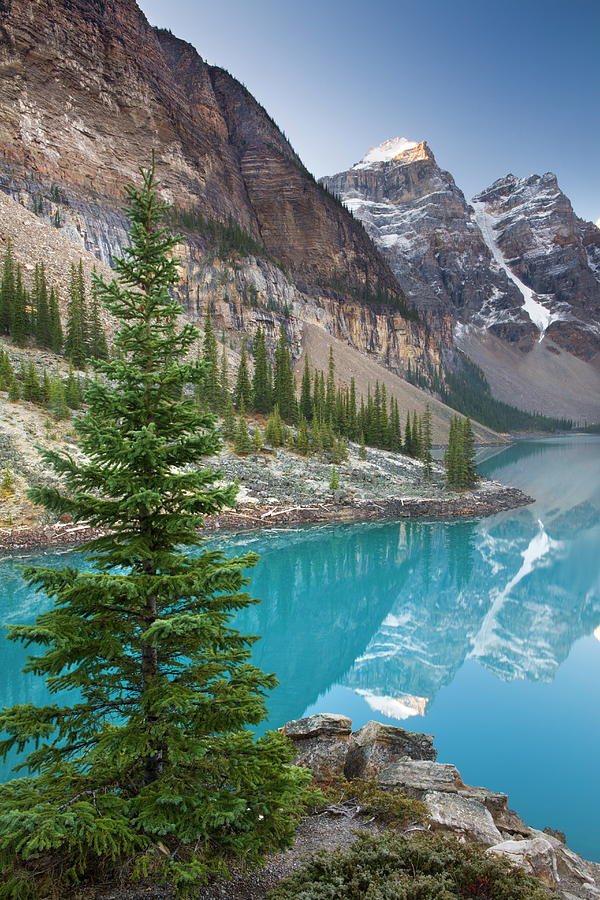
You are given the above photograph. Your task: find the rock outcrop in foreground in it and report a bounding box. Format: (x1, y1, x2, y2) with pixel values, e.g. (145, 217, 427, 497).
(283, 714, 600, 900)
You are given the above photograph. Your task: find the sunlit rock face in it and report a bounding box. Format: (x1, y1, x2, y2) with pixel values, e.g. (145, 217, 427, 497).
(322, 140, 600, 419)
(0, 0, 445, 382)
(321, 139, 534, 344)
(323, 140, 600, 361)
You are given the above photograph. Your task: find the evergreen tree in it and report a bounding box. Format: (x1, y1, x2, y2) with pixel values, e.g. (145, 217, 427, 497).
(420, 404, 433, 477)
(404, 412, 413, 457)
(48, 375, 69, 420)
(200, 303, 219, 409)
(444, 416, 477, 489)
(221, 393, 237, 441)
(65, 365, 81, 409)
(312, 370, 325, 424)
(233, 411, 252, 455)
(265, 405, 284, 447)
(325, 347, 336, 424)
(0, 241, 16, 336)
(41, 369, 51, 405)
(65, 262, 88, 368)
(234, 342, 252, 410)
(295, 416, 311, 456)
(321, 419, 335, 451)
(22, 361, 41, 403)
(10, 267, 29, 347)
(0, 465, 14, 495)
(388, 398, 402, 453)
(7, 374, 19, 402)
(88, 275, 109, 360)
(0, 350, 14, 390)
(0, 161, 308, 898)
(348, 377, 358, 440)
(329, 466, 340, 491)
(460, 417, 478, 488)
(412, 410, 422, 459)
(331, 436, 348, 464)
(251, 425, 263, 452)
(299, 355, 313, 422)
(48, 286, 63, 354)
(310, 420, 323, 455)
(251, 326, 271, 413)
(273, 327, 297, 423)
(34, 263, 51, 348)
(218, 342, 230, 413)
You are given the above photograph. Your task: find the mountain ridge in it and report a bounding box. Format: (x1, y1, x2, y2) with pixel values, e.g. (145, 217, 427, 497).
(322, 138, 600, 421)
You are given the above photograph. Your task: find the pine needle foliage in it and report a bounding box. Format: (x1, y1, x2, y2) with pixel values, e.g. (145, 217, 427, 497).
(0, 162, 310, 899)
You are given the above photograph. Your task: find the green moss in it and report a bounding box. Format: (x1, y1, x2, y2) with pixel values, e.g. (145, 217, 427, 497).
(268, 832, 556, 900)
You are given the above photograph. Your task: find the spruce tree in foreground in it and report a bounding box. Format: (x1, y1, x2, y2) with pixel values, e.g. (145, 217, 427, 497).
(0, 162, 309, 898)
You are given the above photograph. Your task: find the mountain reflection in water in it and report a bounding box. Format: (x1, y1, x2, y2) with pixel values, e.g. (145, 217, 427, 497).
(0, 437, 599, 859)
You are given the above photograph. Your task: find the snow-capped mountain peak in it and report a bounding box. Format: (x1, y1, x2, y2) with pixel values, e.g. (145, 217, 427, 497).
(353, 136, 422, 169)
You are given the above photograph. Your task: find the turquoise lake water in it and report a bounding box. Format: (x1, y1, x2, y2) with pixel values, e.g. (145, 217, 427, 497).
(0, 436, 599, 860)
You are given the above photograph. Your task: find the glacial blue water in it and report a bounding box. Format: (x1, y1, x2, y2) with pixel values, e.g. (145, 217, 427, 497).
(0, 436, 599, 860)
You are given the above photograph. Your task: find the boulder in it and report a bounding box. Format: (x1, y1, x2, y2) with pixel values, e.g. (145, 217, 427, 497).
(488, 836, 600, 899)
(282, 714, 352, 783)
(344, 720, 436, 780)
(425, 790, 503, 846)
(458, 785, 530, 836)
(487, 837, 559, 889)
(378, 760, 463, 797)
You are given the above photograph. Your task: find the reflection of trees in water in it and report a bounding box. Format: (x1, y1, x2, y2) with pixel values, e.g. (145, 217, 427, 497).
(445, 520, 477, 590)
(1, 439, 599, 746)
(478, 440, 557, 479)
(234, 523, 417, 727)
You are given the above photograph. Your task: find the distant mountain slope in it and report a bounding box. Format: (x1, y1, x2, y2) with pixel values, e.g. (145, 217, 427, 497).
(321, 138, 533, 344)
(322, 138, 600, 421)
(473, 173, 600, 361)
(300, 325, 505, 445)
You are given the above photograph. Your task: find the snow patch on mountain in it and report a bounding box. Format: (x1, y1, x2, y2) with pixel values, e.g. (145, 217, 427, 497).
(471, 201, 560, 339)
(353, 137, 418, 169)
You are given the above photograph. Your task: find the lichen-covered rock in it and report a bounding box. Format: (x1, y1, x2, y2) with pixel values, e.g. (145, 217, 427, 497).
(282, 714, 352, 783)
(378, 760, 463, 797)
(424, 790, 503, 846)
(344, 720, 436, 780)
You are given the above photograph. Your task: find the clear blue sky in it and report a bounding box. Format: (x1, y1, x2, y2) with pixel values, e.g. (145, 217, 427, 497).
(138, 0, 599, 223)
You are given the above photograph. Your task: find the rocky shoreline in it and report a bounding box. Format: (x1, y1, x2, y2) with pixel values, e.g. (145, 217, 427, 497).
(197, 714, 600, 900)
(0, 483, 532, 553)
(203, 484, 532, 531)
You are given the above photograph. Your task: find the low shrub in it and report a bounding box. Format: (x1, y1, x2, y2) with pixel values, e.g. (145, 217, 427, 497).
(318, 779, 427, 827)
(268, 831, 556, 900)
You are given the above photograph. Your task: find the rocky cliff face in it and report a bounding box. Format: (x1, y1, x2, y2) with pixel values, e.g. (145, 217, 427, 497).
(0, 0, 402, 298)
(473, 174, 600, 360)
(0, 0, 445, 387)
(321, 138, 535, 346)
